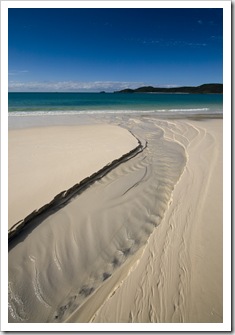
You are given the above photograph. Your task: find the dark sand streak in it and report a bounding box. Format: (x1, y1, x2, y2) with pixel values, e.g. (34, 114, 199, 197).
(8, 131, 146, 243)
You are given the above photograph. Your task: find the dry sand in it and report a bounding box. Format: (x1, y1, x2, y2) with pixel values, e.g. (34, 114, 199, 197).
(8, 115, 223, 324)
(90, 119, 223, 323)
(8, 124, 139, 229)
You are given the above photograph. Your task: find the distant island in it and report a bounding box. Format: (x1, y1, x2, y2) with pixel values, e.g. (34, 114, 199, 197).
(114, 83, 223, 94)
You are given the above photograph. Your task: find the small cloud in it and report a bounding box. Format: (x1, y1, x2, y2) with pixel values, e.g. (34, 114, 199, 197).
(8, 70, 29, 76)
(209, 35, 222, 41)
(160, 40, 207, 48)
(124, 38, 160, 45)
(187, 42, 207, 47)
(104, 22, 112, 27)
(141, 39, 159, 45)
(154, 84, 179, 88)
(197, 20, 203, 25)
(8, 80, 146, 92)
(140, 39, 206, 48)
(209, 20, 218, 26)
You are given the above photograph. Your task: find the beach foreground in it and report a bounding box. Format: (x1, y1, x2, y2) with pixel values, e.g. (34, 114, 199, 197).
(8, 114, 222, 323)
(8, 124, 139, 229)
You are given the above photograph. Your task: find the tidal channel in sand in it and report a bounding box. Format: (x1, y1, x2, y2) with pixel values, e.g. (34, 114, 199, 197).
(8, 114, 222, 324)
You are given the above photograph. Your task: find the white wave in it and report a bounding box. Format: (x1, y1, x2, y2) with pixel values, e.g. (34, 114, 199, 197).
(168, 108, 210, 112)
(7, 107, 224, 119)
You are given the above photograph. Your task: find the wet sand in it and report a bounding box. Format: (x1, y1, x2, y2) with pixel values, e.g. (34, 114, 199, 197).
(8, 114, 222, 325)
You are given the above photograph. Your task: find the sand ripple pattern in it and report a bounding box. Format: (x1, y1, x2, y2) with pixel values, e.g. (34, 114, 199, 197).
(91, 117, 222, 323)
(8, 116, 187, 323)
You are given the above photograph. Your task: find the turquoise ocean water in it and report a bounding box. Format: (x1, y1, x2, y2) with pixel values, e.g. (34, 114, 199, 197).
(8, 92, 223, 116)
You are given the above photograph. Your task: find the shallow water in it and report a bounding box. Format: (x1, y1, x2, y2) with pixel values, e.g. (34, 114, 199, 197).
(8, 114, 187, 323)
(8, 92, 223, 115)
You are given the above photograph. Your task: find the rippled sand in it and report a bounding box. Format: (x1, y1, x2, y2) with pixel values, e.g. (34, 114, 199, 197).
(8, 114, 222, 324)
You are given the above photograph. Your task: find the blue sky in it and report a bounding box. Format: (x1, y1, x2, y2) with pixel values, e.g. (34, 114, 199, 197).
(8, 8, 223, 92)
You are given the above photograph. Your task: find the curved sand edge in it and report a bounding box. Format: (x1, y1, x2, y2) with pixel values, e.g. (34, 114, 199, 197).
(90, 119, 223, 323)
(9, 125, 144, 240)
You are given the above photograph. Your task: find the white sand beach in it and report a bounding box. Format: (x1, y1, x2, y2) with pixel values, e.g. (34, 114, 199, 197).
(90, 119, 223, 323)
(8, 115, 223, 324)
(8, 124, 139, 229)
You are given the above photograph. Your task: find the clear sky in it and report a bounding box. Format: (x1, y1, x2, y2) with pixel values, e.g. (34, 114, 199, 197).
(8, 8, 223, 92)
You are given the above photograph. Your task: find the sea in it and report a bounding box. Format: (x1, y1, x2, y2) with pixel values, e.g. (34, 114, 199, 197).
(8, 92, 223, 116)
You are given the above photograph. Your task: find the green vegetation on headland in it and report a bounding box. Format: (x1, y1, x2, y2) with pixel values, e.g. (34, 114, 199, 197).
(115, 83, 223, 94)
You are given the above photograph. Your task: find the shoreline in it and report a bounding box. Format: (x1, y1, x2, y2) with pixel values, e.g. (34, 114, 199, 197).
(8, 110, 223, 119)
